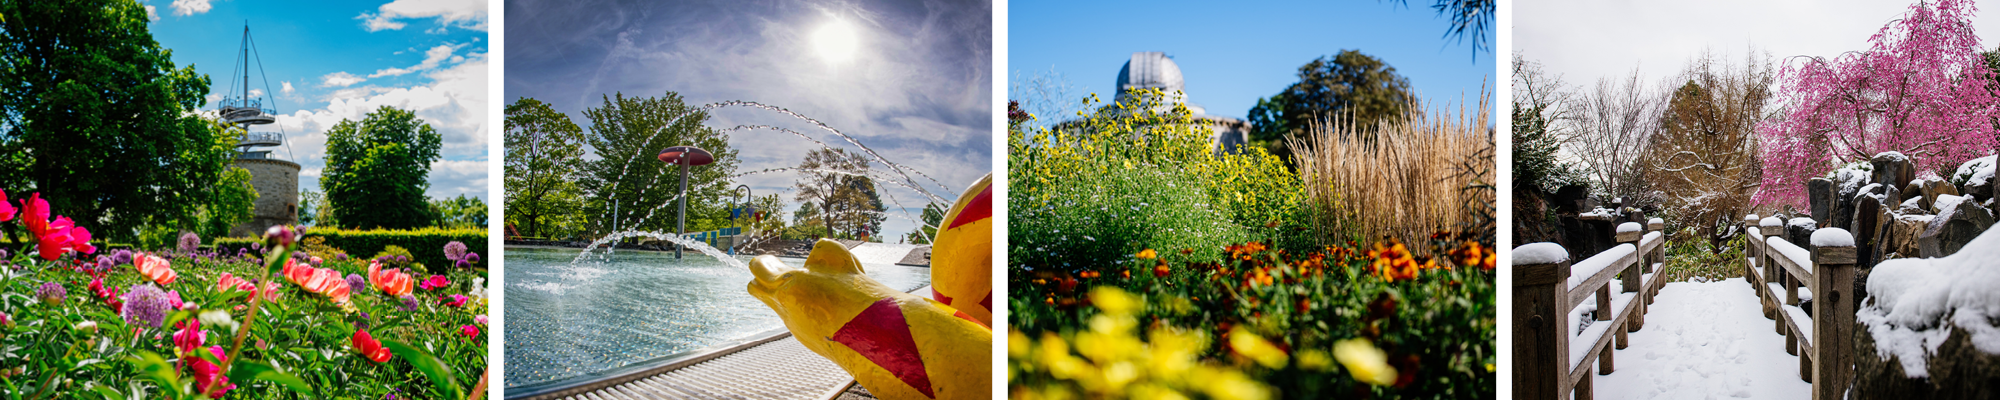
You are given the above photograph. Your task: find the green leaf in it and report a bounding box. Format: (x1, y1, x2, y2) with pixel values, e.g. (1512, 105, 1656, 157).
(222, 360, 311, 394)
(264, 244, 293, 277)
(90, 384, 123, 400)
(382, 339, 461, 399)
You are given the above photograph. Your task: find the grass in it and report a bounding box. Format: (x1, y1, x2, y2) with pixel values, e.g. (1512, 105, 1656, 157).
(1288, 94, 1494, 253)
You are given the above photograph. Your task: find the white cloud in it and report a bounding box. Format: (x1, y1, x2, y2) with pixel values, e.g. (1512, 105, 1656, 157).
(358, 0, 487, 32)
(320, 72, 365, 87)
(281, 81, 295, 96)
(170, 0, 211, 16)
(369, 44, 459, 78)
(247, 88, 263, 98)
(145, 5, 160, 21)
(277, 53, 489, 199)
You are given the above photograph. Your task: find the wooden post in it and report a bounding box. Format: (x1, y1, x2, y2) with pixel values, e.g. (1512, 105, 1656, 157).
(1513, 254, 1571, 399)
(1648, 219, 1665, 299)
(1762, 222, 1785, 333)
(1619, 227, 1644, 336)
(1813, 242, 1857, 400)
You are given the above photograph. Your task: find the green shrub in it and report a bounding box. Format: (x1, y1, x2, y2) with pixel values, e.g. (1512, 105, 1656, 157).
(1660, 230, 1745, 283)
(308, 227, 486, 274)
(1010, 165, 1248, 277)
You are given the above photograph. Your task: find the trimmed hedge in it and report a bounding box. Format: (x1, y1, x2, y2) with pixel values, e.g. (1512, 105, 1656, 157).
(208, 228, 487, 274)
(311, 227, 488, 273)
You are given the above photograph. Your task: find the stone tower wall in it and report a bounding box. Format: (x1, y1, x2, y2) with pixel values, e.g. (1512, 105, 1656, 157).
(230, 158, 301, 237)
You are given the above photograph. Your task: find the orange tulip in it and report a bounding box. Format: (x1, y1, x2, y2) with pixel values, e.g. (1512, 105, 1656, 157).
(135, 253, 177, 285)
(368, 261, 414, 297)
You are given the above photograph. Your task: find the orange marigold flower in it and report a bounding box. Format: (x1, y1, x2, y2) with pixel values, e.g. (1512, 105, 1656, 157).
(1136, 248, 1157, 259)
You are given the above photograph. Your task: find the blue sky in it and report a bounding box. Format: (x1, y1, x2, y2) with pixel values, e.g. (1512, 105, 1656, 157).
(1011, 0, 1495, 121)
(144, 0, 489, 200)
(506, 0, 991, 243)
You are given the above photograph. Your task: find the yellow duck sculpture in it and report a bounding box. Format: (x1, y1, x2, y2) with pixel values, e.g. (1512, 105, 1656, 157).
(746, 174, 993, 400)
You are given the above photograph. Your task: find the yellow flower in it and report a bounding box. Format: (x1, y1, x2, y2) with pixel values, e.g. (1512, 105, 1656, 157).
(1090, 286, 1141, 316)
(1228, 327, 1288, 369)
(1334, 338, 1397, 386)
(1136, 248, 1157, 260)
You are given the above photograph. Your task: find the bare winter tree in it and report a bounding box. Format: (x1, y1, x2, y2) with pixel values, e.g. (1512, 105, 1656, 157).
(1565, 68, 1661, 206)
(1644, 50, 1774, 250)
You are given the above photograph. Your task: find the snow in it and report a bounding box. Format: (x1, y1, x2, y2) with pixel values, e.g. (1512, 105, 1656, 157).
(1811, 228, 1854, 247)
(1571, 292, 1638, 370)
(1951, 155, 1995, 187)
(1767, 236, 1812, 274)
(1569, 244, 1635, 291)
(1514, 242, 1570, 265)
(1835, 165, 1872, 195)
(1787, 217, 1815, 230)
(1783, 305, 1813, 340)
(1592, 278, 1811, 399)
(1759, 216, 1783, 227)
(1857, 224, 2000, 376)
(1746, 214, 1760, 222)
(1901, 196, 1924, 210)
(1618, 222, 1643, 233)
(1935, 194, 1966, 213)
(1877, 151, 1909, 163)
(1648, 217, 1664, 225)
(1581, 207, 1616, 219)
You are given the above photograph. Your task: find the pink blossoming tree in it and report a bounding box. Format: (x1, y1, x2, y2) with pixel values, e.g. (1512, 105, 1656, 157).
(1757, 0, 2000, 206)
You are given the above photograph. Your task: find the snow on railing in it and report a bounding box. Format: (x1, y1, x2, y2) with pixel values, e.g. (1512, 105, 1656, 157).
(1743, 216, 1856, 399)
(1512, 217, 1668, 399)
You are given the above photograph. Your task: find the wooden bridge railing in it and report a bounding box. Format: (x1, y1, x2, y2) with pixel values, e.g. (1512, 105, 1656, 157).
(1743, 215, 1855, 400)
(1513, 220, 1667, 400)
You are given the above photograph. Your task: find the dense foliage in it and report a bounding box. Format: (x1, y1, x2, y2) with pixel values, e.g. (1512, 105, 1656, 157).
(504, 97, 587, 239)
(580, 91, 738, 235)
(0, 0, 240, 241)
(1247, 51, 1416, 160)
(322, 106, 444, 230)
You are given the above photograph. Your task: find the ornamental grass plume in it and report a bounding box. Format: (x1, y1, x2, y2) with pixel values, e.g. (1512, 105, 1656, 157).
(1288, 94, 1493, 253)
(135, 253, 178, 285)
(36, 282, 64, 305)
(121, 284, 171, 328)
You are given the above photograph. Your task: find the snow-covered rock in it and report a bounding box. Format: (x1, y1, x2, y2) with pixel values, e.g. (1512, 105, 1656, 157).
(1857, 225, 2000, 382)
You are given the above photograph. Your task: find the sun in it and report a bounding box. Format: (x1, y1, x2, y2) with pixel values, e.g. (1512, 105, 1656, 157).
(811, 18, 860, 65)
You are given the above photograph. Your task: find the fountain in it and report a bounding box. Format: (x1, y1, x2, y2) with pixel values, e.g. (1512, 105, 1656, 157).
(507, 101, 982, 393)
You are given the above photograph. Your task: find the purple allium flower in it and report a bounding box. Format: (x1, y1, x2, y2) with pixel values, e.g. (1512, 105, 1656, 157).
(336, 253, 348, 262)
(399, 295, 419, 311)
(455, 259, 469, 269)
(177, 232, 201, 254)
(95, 256, 114, 272)
(36, 282, 65, 305)
(396, 255, 409, 263)
(120, 284, 171, 328)
(443, 241, 468, 262)
(466, 253, 480, 264)
(113, 249, 134, 266)
(346, 274, 368, 294)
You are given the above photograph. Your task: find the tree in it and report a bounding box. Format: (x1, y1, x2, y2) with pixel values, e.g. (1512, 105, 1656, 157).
(788, 200, 828, 240)
(1645, 51, 1773, 250)
(299, 189, 333, 227)
(1511, 54, 1577, 244)
(428, 194, 487, 229)
(0, 0, 237, 241)
(579, 91, 737, 234)
(1566, 68, 1660, 205)
(904, 202, 945, 244)
(321, 106, 443, 230)
(1248, 50, 1415, 162)
(504, 97, 586, 238)
(1758, 0, 2000, 206)
(793, 148, 884, 240)
(196, 167, 258, 239)
(732, 193, 787, 241)
(1386, 0, 1495, 59)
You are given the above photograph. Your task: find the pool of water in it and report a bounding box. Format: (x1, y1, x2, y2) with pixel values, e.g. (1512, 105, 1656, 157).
(502, 246, 930, 388)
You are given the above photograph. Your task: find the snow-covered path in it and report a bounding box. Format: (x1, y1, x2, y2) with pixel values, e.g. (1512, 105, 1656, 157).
(1595, 277, 1811, 399)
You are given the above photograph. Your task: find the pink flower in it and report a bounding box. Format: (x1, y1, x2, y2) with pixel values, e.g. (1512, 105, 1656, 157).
(353, 329, 391, 363)
(20, 193, 47, 236)
(135, 253, 177, 285)
(216, 273, 257, 294)
(166, 290, 184, 311)
(460, 324, 480, 339)
(173, 320, 205, 356)
(186, 345, 235, 397)
(444, 294, 468, 307)
(419, 275, 450, 291)
(474, 315, 487, 325)
(0, 189, 14, 222)
(68, 226, 93, 255)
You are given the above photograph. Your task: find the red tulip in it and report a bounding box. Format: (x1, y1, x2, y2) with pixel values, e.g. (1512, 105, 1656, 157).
(352, 329, 392, 363)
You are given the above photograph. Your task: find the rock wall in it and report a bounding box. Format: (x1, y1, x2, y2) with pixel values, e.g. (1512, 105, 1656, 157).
(230, 158, 300, 237)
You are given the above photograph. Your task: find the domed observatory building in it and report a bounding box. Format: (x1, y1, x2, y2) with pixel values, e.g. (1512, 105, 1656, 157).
(1112, 51, 1249, 155)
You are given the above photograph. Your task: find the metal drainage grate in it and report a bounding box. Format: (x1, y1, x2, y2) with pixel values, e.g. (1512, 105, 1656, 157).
(556, 337, 856, 400)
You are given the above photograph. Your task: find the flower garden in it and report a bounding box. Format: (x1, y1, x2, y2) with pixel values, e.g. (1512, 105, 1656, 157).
(0, 190, 488, 399)
(1006, 89, 1496, 399)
